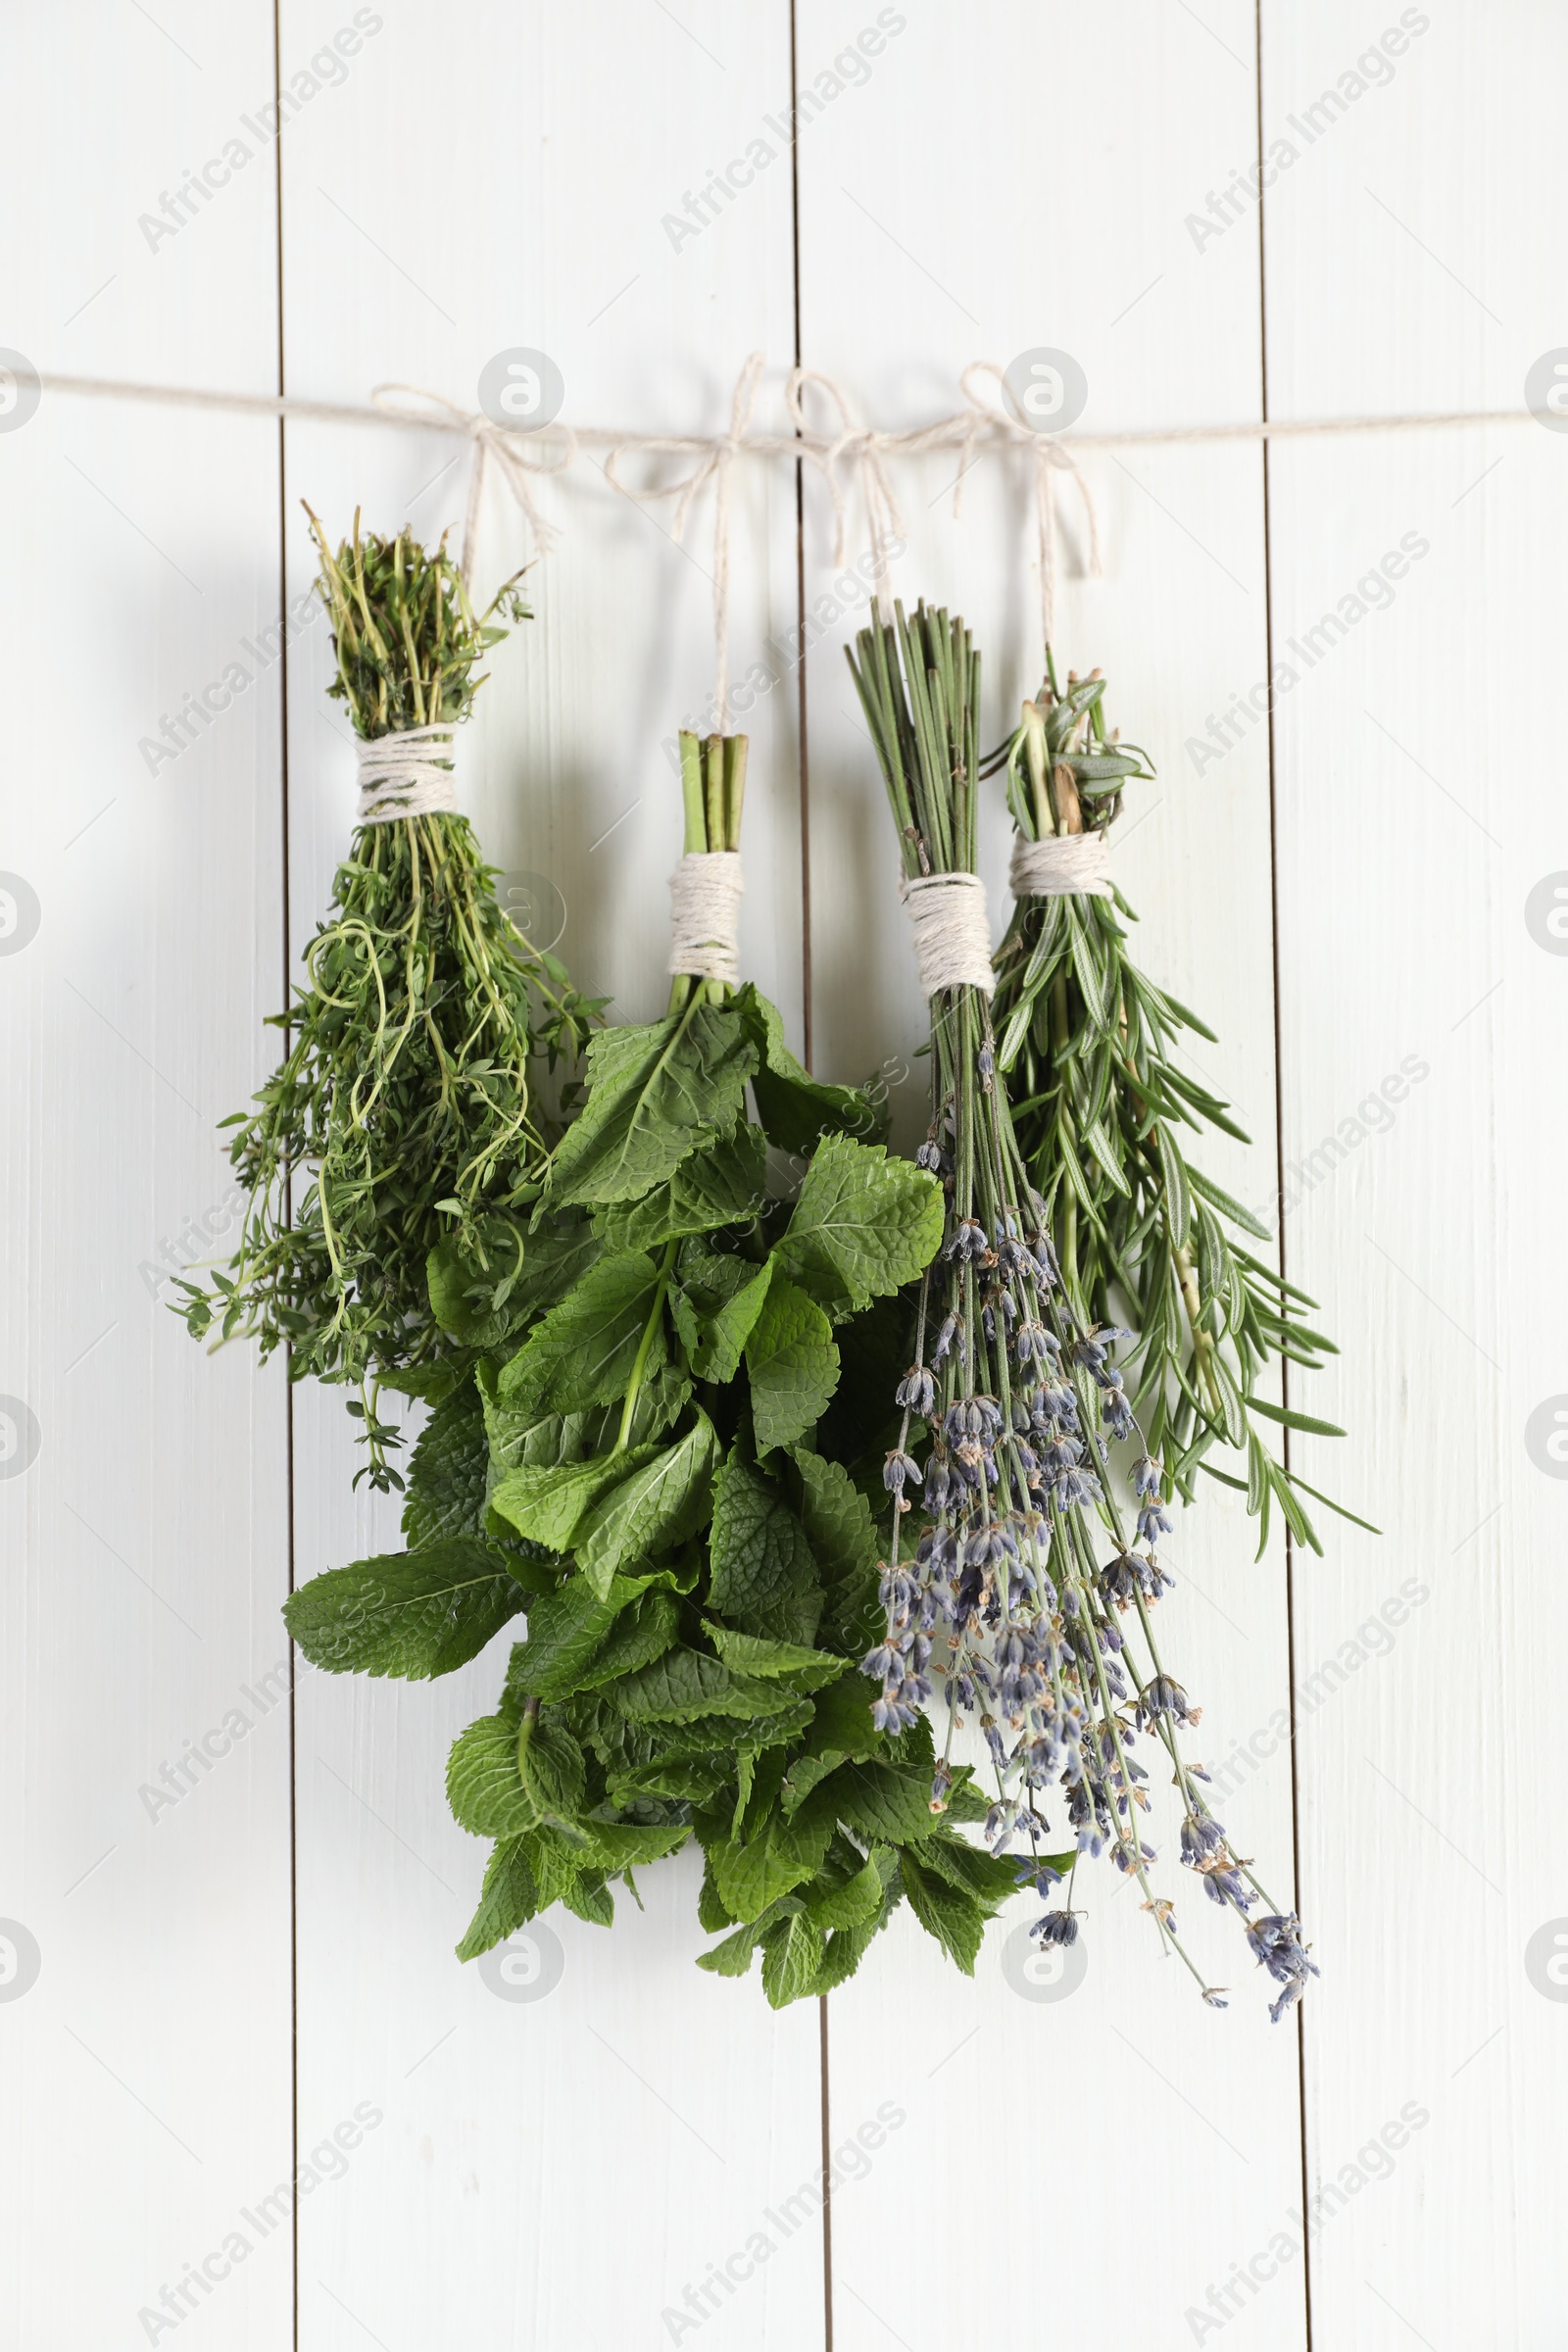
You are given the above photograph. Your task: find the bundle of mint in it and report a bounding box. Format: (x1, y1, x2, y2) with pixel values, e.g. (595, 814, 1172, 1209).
(285, 730, 1022, 2000)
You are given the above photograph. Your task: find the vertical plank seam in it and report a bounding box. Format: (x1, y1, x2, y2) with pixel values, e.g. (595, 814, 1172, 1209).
(1252, 7, 1314, 2345)
(790, 0, 814, 1079)
(269, 5, 301, 2347)
(787, 5, 832, 2346)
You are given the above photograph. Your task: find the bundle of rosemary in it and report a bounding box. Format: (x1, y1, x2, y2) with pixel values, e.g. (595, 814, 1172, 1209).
(846, 602, 1316, 2021)
(987, 659, 1367, 1557)
(175, 515, 599, 1490)
(286, 731, 1005, 2002)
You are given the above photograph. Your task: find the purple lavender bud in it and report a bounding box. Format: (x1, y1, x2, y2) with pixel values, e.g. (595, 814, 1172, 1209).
(1030, 1910, 1079, 1946)
(883, 1447, 923, 1494)
(1135, 1673, 1194, 1727)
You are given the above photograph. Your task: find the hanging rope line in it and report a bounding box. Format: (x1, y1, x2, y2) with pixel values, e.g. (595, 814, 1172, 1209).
(37, 359, 1534, 658)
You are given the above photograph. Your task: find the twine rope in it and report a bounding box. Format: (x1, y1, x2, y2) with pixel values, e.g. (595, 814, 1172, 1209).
(668, 851, 744, 986)
(1009, 828, 1114, 900)
(37, 362, 1537, 623)
(356, 723, 457, 823)
(900, 870, 995, 998)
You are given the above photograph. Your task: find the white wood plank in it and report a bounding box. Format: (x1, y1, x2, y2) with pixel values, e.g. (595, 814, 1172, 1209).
(0, 4, 293, 2345)
(795, 4, 1310, 2345)
(275, 5, 822, 2345)
(1261, 4, 1568, 2342)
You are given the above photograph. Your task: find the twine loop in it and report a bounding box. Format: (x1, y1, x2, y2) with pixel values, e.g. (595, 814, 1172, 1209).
(1009, 829, 1114, 900)
(371, 383, 578, 584)
(959, 363, 1102, 656)
(786, 368, 906, 611)
(668, 851, 745, 986)
(603, 355, 766, 733)
(900, 870, 995, 998)
(356, 724, 458, 823)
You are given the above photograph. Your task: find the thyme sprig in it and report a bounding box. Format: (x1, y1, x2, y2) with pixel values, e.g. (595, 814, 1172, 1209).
(175, 515, 600, 1490)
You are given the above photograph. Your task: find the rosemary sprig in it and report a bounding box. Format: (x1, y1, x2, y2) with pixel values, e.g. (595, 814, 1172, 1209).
(985, 655, 1372, 1558)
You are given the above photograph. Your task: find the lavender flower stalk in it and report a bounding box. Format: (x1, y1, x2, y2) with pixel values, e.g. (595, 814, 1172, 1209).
(847, 601, 1315, 2022)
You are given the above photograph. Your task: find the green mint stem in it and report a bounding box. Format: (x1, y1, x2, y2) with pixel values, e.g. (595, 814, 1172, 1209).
(615, 1237, 680, 1450)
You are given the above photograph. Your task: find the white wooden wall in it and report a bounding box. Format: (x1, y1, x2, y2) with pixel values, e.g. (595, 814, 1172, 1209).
(4, 4, 1564, 2346)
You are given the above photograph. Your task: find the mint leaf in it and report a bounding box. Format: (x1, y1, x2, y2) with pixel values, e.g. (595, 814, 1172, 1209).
(792, 1446, 884, 1655)
(814, 1920, 879, 1992)
(489, 1444, 662, 1552)
(527, 1825, 589, 1908)
(919, 1834, 1033, 1905)
(402, 1376, 488, 1548)
(497, 1250, 665, 1413)
(746, 1276, 840, 1454)
(611, 1646, 804, 1727)
(481, 1366, 691, 1521)
(779, 1676, 882, 1816)
(702, 1623, 847, 1689)
(898, 1848, 989, 1973)
(707, 1807, 835, 1923)
(571, 1590, 681, 1693)
(283, 1540, 534, 1680)
(548, 1004, 757, 1206)
(561, 1874, 615, 1928)
(774, 1135, 943, 1316)
(575, 1414, 719, 1598)
(425, 1224, 525, 1351)
(506, 1580, 617, 1700)
(736, 985, 890, 1153)
(506, 1217, 604, 1315)
(456, 1837, 539, 1960)
(760, 1911, 827, 2008)
(697, 1921, 769, 1979)
(822, 1756, 941, 1846)
(803, 1851, 885, 1931)
(608, 1754, 730, 1808)
(591, 1126, 767, 1252)
(507, 1573, 685, 1703)
(691, 1257, 774, 1384)
(447, 1712, 537, 1838)
(698, 1857, 733, 1931)
(517, 1718, 586, 1819)
(813, 1850, 904, 1989)
(573, 1820, 690, 1869)
(675, 1236, 761, 1314)
(708, 1453, 822, 1643)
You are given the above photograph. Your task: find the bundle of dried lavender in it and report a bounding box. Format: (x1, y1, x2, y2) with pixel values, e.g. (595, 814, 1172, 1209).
(847, 601, 1315, 2020)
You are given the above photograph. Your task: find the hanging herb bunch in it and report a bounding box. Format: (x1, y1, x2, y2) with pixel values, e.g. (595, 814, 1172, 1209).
(174, 514, 600, 1491)
(986, 658, 1370, 1558)
(847, 601, 1317, 2021)
(285, 730, 1015, 2002)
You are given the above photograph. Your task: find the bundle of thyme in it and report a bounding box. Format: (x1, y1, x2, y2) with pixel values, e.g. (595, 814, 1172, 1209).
(176, 515, 598, 1490)
(286, 732, 1005, 1998)
(847, 602, 1315, 2020)
(986, 659, 1368, 1557)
